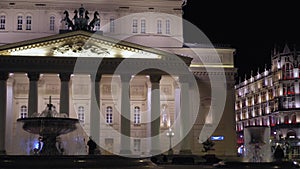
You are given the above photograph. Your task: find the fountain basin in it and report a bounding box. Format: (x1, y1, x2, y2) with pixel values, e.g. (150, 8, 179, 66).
(17, 117, 79, 136)
(17, 117, 79, 155)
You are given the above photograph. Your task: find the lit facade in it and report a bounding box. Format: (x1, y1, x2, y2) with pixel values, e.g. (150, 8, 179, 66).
(0, 0, 236, 157)
(235, 44, 300, 158)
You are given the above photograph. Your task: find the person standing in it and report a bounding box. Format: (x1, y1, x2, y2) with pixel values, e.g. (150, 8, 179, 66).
(87, 137, 97, 155)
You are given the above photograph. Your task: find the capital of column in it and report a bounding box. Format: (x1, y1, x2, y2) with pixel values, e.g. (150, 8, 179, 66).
(120, 74, 132, 83)
(149, 74, 162, 84)
(59, 73, 71, 82)
(27, 72, 40, 81)
(0, 72, 9, 81)
(90, 74, 102, 82)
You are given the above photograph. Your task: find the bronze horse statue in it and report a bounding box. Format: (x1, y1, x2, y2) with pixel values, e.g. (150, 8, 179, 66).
(62, 10, 74, 30)
(88, 11, 100, 31)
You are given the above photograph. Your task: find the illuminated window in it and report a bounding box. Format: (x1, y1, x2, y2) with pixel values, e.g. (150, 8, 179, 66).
(141, 19, 146, 33)
(133, 106, 141, 125)
(26, 16, 32, 30)
(50, 16, 55, 31)
(166, 19, 170, 34)
(157, 20, 162, 34)
(132, 19, 138, 33)
(78, 106, 84, 123)
(0, 15, 5, 30)
(20, 105, 28, 118)
(282, 62, 293, 79)
(109, 18, 115, 32)
(17, 16, 22, 30)
(133, 139, 141, 152)
(106, 106, 113, 124)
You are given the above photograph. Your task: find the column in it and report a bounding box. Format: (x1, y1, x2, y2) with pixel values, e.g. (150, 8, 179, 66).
(90, 74, 101, 145)
(27, 72, 40, 117)
(179, 75, 192, 154)
(119, 74, 132, 154)
(0, 72, 8, 155)
(59, 73, 71, 116)
(150, 75, 161, 155)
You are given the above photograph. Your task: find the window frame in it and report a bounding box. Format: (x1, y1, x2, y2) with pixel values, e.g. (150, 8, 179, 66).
(0, 15, 5, 30)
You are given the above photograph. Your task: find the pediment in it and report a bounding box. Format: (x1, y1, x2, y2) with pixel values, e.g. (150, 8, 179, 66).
(0, 30, 162, 59)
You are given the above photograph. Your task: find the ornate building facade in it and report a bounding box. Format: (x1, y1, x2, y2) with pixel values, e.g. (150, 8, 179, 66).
(235, 44, 300, 158)
(0, 0, 236, 157)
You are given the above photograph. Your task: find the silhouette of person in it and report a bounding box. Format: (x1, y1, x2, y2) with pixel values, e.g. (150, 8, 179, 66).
(274, 145, 284, 161)
(87, 137, 97, 155)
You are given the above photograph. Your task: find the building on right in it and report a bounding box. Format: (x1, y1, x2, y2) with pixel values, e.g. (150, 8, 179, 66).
(235, 44, 300, 159)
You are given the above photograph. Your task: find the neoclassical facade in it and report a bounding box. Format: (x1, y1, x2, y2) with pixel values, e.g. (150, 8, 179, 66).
(0, 0, 236, 157)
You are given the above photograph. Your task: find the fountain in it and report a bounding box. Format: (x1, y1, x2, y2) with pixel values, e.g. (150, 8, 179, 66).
(243, 126, 272, 162)
(16, 97, 79, 155)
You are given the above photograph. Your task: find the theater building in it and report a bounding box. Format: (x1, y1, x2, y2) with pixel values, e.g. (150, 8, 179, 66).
(0, 0, 236, 157)
(235, 44, 300, 158)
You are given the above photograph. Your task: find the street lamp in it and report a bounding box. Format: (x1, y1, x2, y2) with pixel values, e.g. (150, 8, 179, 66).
(166, 128, 174, 155)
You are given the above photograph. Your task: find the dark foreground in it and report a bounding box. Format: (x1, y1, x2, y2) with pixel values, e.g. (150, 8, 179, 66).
(1, 155, 300, 169)
(0, 155, 157, 169)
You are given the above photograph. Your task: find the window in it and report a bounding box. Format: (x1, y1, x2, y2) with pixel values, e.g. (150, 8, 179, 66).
(166, 19, 170, 34)
(20, 105, 28, 118)
(133, 106, 141, 125)
(94, 20, 100, 31)
(0, 15, 5, 30)
(26, 16, 32, 30)
(132, 19, 138, 33)
(78, 106, 84, 123)
(106, 106, 113, 124)
(109, 18, 115, 32)
(133, 139, 141, 152)
(157, 20, 162, 34)
(141, 19, 146, 33)
(50, 16, 55, 31)
(17, 16, 22, 30)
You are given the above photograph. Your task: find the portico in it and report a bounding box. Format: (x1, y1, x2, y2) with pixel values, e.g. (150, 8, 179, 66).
(0, 30, 197, 155)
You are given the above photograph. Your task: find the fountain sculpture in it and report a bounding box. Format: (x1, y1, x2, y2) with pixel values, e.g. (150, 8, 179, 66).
(17, 97, 79, 155)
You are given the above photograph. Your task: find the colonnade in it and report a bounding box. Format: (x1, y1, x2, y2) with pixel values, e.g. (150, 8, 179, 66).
(0, 72, 192, 155)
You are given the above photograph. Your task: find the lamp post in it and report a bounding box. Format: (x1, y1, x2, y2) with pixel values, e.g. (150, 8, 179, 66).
(166, 128, 174, 155)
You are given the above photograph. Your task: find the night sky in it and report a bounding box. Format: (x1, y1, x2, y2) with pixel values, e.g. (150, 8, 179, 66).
(182, 1, 300, 83)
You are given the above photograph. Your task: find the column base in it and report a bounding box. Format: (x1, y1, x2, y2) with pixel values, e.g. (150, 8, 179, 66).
(179, 149, 192, 155)
(0, 150, 6, 155)
(119, 149, 132, 155)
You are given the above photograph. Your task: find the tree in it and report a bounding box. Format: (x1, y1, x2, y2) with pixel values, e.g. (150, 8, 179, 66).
(202, 139, 215, 152)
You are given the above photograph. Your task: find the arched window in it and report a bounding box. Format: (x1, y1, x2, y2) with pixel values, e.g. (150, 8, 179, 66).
(20, 105, 28, 118)
(166, 19, 170, 34)
(94, 20, 100, 31)
(50, 16, 55, 31)
(157, 20, 162, 34)
(109, 17, 115, 33)
(78, 106, 84, 123)
(141, 19, 146, 33)
(17, 15, 23, 30)
(0, 15, 5, 30)
(106, 106, 113, 124)
(133, 106, 141, 125)
(26, 15, 32, 30)
(132, 19, 138, 33)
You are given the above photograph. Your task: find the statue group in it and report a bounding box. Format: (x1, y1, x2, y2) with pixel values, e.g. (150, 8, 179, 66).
(62, 4, 100, 31)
